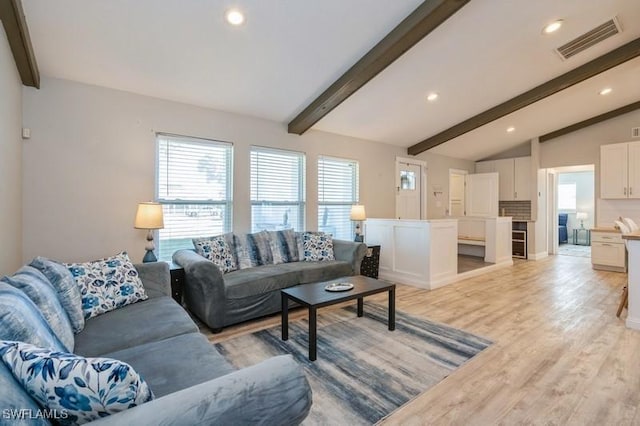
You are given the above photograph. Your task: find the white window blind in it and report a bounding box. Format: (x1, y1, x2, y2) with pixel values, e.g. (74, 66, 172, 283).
(318, 156, 359, 240)
(251, 147, 305, 232)
(156, 134, 233, 260)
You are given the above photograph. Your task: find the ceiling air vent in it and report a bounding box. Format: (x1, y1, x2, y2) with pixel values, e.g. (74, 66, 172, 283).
(555, 17, 622, 60)
(633, 127, 640, 138)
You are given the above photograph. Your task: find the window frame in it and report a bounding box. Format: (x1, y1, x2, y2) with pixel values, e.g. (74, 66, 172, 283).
(250, 145, 306, 232)
(557, 182, 577, 211)
(155, 133, 233, 260)
(317, 155, 360, 240)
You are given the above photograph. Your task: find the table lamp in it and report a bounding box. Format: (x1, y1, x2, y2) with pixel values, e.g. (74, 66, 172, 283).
(134, 202, 164, 262)
(576, 212, 588, 229)
(350, 205, 366, 242)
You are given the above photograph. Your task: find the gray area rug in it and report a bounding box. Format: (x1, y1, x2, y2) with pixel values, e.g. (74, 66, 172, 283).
(557, 243, 591, 258)
(214, 303, 492, 425)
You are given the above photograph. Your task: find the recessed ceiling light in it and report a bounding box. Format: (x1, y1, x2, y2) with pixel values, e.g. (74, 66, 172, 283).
(599, 87, 612, 96)
(506, 127, 516, 133)
(225, 9, 245, 26)
(543, 19, 563, 34)
(426, 92, 439, 102)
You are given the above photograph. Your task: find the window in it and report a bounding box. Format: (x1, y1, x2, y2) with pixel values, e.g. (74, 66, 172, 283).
(250, 147, 305, 232)
(156, 134, 233, 260)
(318, 156, 359, 240)
(558, 183, 577, 210)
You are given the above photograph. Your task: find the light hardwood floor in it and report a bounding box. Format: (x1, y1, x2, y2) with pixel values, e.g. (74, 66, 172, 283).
(202, 254, 635, 425)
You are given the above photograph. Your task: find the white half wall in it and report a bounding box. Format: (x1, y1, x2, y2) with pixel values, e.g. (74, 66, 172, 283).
(0, 27, 23, 275)
(22, 77, 406, 263)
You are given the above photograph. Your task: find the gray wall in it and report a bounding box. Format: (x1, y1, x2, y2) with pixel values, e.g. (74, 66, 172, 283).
(0, 28, 23, 275)
(414, 151, 476, 219)
(540, 109, 640, 226)
(22, 77, 406, 263)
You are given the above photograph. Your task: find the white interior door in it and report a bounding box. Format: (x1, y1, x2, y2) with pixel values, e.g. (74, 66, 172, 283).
(449, 169, 467, 216)
(396, 159, 424, 220)
(465, 172, 499, 217)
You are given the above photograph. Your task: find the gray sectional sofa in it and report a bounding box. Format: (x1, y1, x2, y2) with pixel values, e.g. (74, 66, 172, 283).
(173, 239, 367, 332)
(0, 262, 312, 425)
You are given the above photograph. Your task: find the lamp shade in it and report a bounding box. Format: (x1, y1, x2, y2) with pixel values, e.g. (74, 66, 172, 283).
(350, 205, 366, 221)
(576, 212, 588, 220)
(134, 202, 164, 229)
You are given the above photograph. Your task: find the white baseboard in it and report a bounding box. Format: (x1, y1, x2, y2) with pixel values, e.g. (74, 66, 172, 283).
(379, 259, 513, 291)
(626, 316, 640, 331)
(528, 251, 549, 261)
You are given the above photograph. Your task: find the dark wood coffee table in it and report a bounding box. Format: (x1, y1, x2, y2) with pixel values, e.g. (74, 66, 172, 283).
(281, 275, 395, 361)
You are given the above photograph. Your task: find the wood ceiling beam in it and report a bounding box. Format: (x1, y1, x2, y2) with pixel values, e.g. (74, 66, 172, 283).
(287, 0, 471, 135)
(0, 0, 39, 88)
(539, 100, 640, 143)
(408, 37, 640, 156)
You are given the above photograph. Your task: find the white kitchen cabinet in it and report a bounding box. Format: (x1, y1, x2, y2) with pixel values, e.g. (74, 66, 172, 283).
(628, 143, 640, 198)
(494, 159, 514, 201)
(600, 141, 640, 199)
(476, 156, 531, 201)
(465, 172, 499, 217)
(514, 156, 531, 201)
(591, 230, 626, 272)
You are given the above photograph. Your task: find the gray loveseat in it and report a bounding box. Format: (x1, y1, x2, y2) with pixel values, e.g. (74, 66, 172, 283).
(0, 262, 312, 425)
(174, 239, 367, 332)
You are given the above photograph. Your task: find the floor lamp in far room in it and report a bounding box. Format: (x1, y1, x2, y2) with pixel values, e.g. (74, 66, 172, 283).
(350, 205, 366, 242)
(134, 202, 164, 262)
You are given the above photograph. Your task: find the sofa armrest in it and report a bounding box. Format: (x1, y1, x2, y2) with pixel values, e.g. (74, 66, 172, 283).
(90, 355, 312, 426)
(134, 262, 171, 299)
(172, 249, 226, 328)
(333, 239, 367, 275)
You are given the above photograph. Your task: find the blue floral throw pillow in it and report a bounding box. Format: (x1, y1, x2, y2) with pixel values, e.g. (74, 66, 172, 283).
(0, 341, 154, 425)
(193, 235, 237, 273)
(65, 252, 147, 320)
(303, 232, 335, 261)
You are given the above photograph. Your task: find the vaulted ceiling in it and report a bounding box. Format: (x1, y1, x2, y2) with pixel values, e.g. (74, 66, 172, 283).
(21, 0, 640, 161)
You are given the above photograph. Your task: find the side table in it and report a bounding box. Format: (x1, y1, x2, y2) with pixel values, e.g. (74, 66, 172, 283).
(169, 262, 185, 305)
(573, 228, 591, 246)
(360, 245, 380, 279)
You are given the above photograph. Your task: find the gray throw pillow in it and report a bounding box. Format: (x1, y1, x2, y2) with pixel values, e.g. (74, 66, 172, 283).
(30, 256, 85, 334)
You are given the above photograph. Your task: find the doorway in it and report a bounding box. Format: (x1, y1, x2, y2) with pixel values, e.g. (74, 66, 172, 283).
(395, 157, 426, 219)
(549, 165, 595, 258)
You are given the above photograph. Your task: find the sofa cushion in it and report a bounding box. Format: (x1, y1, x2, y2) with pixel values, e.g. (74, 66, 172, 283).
(0, 282, 66, 352)
(2, 266, 74, 352)
(302, 232, 335, 261)
(30, 256, 85, 334)
(193, 235, 237, 273)
(224, 264, 301, 299)
(74, 297, 198, 357)
(0, 341, 153, 425)
(277, 260, 353, 284)
(0, 358, 50, 426)
(102, 333, 235, 398)
(66, 252, 148, 320)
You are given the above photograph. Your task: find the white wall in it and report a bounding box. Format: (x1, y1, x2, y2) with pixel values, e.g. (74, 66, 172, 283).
(22, 77, 406, 263)
(414, 151, 475, 219)
(0, 28, 23, 275)
(540, 109, 640, 227)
